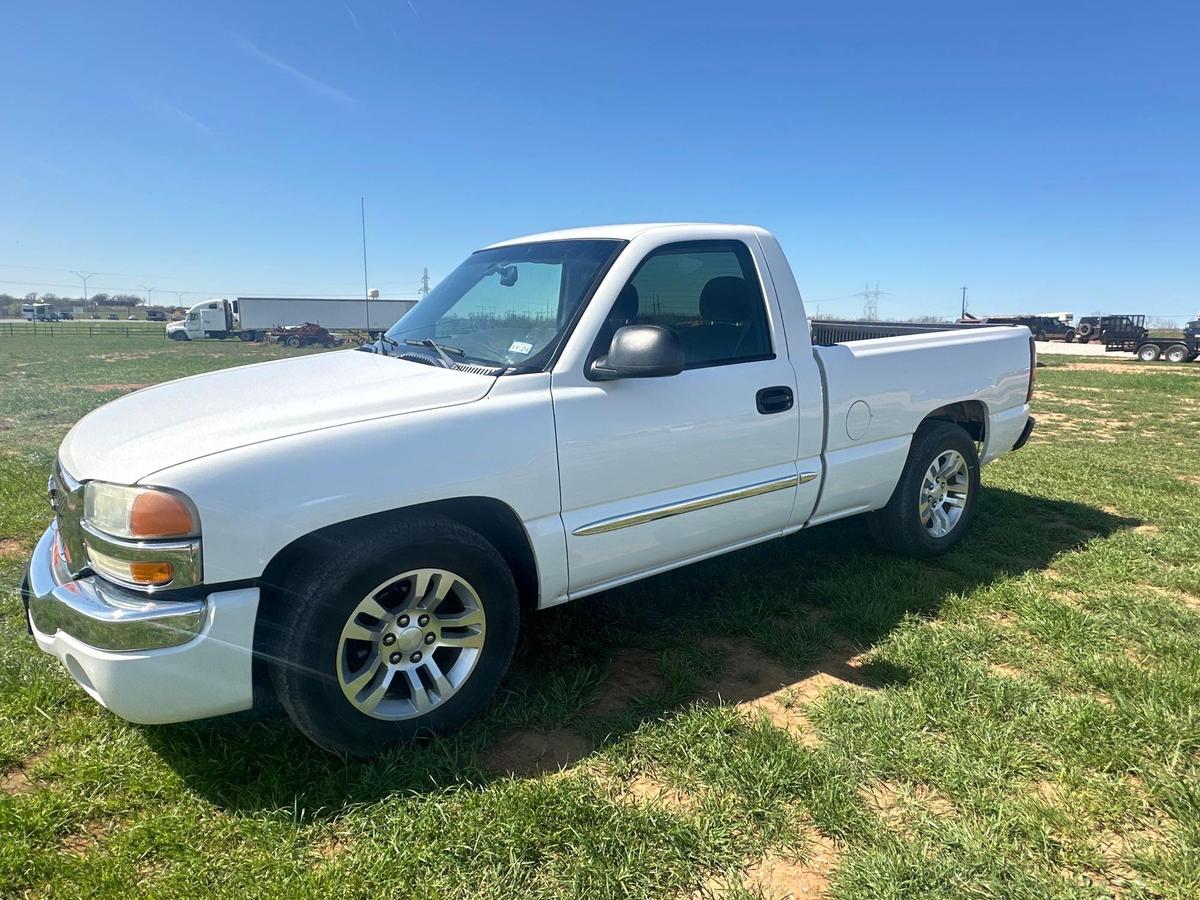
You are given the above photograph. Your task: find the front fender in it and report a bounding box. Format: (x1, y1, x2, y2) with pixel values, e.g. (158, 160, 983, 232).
(145, 374, 568, 606)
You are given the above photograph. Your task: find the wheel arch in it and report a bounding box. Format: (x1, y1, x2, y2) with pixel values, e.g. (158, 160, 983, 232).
(259, 496, 541, 616)
(921, 399, 987, 445)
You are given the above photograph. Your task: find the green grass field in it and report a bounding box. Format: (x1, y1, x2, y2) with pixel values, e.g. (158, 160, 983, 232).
(1, 335, 1198, 898)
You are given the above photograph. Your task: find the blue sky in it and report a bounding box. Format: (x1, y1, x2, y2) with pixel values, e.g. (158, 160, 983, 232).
(2, 1, 1197, 321)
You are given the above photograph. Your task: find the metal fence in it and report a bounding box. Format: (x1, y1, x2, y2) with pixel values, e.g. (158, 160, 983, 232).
(0, 321, 169, 339)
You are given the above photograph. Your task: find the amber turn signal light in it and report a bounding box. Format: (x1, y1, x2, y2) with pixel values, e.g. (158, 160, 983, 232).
(130, 491, 195, 538)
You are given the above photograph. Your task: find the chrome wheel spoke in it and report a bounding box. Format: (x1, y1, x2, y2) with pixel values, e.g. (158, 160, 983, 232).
(403, 668, 433, 713)
(424, 657, 453, 700)
(342, 620, 377, 642)
(436, 608, 484, 629)
(357, 666, 397, 714)
(356, 595, 390, 621)
(342, 654, 382, 696)
(438, 628, 485, 650)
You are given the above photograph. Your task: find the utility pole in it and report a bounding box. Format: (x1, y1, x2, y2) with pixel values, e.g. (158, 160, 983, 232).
(360, 198, 370, 333)
(71, 271, 97, 312)
(141, 285, 155, 319)
(960, 286, 968, 319)
(419, 267, 431, 296)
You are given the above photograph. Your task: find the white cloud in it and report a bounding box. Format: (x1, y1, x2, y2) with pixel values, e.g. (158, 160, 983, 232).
(233, 34, 358, 109)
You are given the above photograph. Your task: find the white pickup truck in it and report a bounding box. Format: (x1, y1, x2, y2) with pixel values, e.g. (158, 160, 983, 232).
(22, 224, 1035, 756)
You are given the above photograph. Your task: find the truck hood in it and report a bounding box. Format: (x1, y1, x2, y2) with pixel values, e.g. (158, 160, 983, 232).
(59, 351, 495, 484)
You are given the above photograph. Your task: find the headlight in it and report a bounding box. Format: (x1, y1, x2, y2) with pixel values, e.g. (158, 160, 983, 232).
(84, 483, 199, 540)
(81, 482, 201, 590)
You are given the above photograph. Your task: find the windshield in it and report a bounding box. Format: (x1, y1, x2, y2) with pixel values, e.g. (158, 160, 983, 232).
(383, 239, 622, 371)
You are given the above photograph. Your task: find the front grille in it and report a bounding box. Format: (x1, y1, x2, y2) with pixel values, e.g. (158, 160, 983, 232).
(51, 462, 87, 578)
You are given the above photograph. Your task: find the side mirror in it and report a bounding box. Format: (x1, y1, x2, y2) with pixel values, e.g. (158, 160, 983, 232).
(589, 324, 684, 381)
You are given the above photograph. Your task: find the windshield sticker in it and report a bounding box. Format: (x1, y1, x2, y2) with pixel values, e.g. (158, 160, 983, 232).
(508, 341, 533, 355)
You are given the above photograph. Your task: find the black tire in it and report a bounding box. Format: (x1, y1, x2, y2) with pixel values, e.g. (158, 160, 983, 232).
(285, 336, 301, 348)
(1034, 329, 1047, 342)
(867, 421, 980, 557)
(1076, 322, 1095, 341)
(239, 330, 256, 342)
(265, 516, 520, 757)
(1137, 344, 1161, 362)
(169, 331, 189, 341)
(1063, 329, 1075, 343)
(1164, 344, 1189, 363)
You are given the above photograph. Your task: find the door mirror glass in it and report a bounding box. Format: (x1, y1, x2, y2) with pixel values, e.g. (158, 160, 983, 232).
(589, 325, 684, 381)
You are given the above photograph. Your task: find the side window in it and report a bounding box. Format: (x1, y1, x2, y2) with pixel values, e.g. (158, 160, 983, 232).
(594, 241, 773, 369)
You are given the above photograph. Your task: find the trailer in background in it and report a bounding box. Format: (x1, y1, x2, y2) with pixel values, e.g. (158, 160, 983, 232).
(167, 296, 418, 342)
(1103, 315, 1199, 363)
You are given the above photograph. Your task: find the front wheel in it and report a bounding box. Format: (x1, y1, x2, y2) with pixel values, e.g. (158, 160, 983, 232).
(868, 421, 980, 557)
(266, 516, 520, 756)
(169, 331, 189, 341)
(285, 336, 301, 348)
(1063, 329, 1075, 343)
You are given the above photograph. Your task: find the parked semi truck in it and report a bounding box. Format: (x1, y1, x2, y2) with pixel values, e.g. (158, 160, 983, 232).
(23, 223, 1036, 756)
(166, 296, 417, 342)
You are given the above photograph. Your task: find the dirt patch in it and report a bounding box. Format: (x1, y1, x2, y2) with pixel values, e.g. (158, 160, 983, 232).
(1142, 584, 1200, 614)
(606, 770, 701, 814)
(989, 662, 1026, 680)
(1176, 474, 1200, 486)
(1061, 361, 1199, 376)
(584, 648, 666, 718)
(83, 382, 152, 392)
(861, 780, 955, 832)
(0, 751, 49, 795)
(480, 729, 592, 778)
(1132, 524, 1161, 536)
(59, 819, 111, 857)
(740, 833, 843, 899)
(0, 539, 24, 559)
(700, 637, 867, 747)
(310, 832, 351, 861)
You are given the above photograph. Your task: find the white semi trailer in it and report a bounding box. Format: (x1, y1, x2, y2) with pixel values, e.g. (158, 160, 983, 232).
(166, 296, 418, 342)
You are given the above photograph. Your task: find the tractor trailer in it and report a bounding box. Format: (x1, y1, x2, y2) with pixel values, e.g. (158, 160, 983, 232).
(166, 297, 418, 342)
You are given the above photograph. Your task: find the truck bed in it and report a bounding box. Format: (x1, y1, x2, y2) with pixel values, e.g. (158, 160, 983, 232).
(810, 319, 999, 346)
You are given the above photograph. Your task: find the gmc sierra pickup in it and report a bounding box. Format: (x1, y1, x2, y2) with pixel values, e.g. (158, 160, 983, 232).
(22, 224, 1036, 756)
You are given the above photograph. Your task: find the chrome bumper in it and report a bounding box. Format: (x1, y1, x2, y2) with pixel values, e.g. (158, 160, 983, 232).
(22, 522, 206, 652)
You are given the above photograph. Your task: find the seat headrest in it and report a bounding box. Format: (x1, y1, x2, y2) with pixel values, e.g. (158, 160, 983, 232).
(613, 283, 639, 321)
(700, 276, 750, 323)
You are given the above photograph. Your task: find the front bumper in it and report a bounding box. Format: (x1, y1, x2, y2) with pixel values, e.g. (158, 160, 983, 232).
(21, 522, 260, 725)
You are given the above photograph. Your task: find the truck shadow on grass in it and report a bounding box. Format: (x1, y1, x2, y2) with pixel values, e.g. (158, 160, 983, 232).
(143, 487, 1136, 815)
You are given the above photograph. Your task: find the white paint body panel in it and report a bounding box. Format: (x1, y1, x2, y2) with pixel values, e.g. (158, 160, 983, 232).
(44, 223, 1034, 725)
(58, 350, 494, 485)
(30, 587, 259, 724)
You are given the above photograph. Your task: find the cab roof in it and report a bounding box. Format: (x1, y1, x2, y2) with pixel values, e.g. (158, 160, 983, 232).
(482, 223, 760, 248)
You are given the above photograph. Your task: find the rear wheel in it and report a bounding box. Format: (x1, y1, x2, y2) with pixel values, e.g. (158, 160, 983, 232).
(1137, 344, 1161, 362)
(285, 335, 301, 348)
(1165, 344, 1189, 363)
(239, 330, 256, 342)
(265, 516, 520, 756)
(1034, 329, 1047, 342)
(868, 421, 980, 557)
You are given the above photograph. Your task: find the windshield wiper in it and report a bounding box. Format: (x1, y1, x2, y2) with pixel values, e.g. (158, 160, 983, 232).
(403, 338, 465, 369)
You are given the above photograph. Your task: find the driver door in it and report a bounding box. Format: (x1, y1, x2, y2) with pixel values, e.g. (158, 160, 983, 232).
(551, 239, 802, 596)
